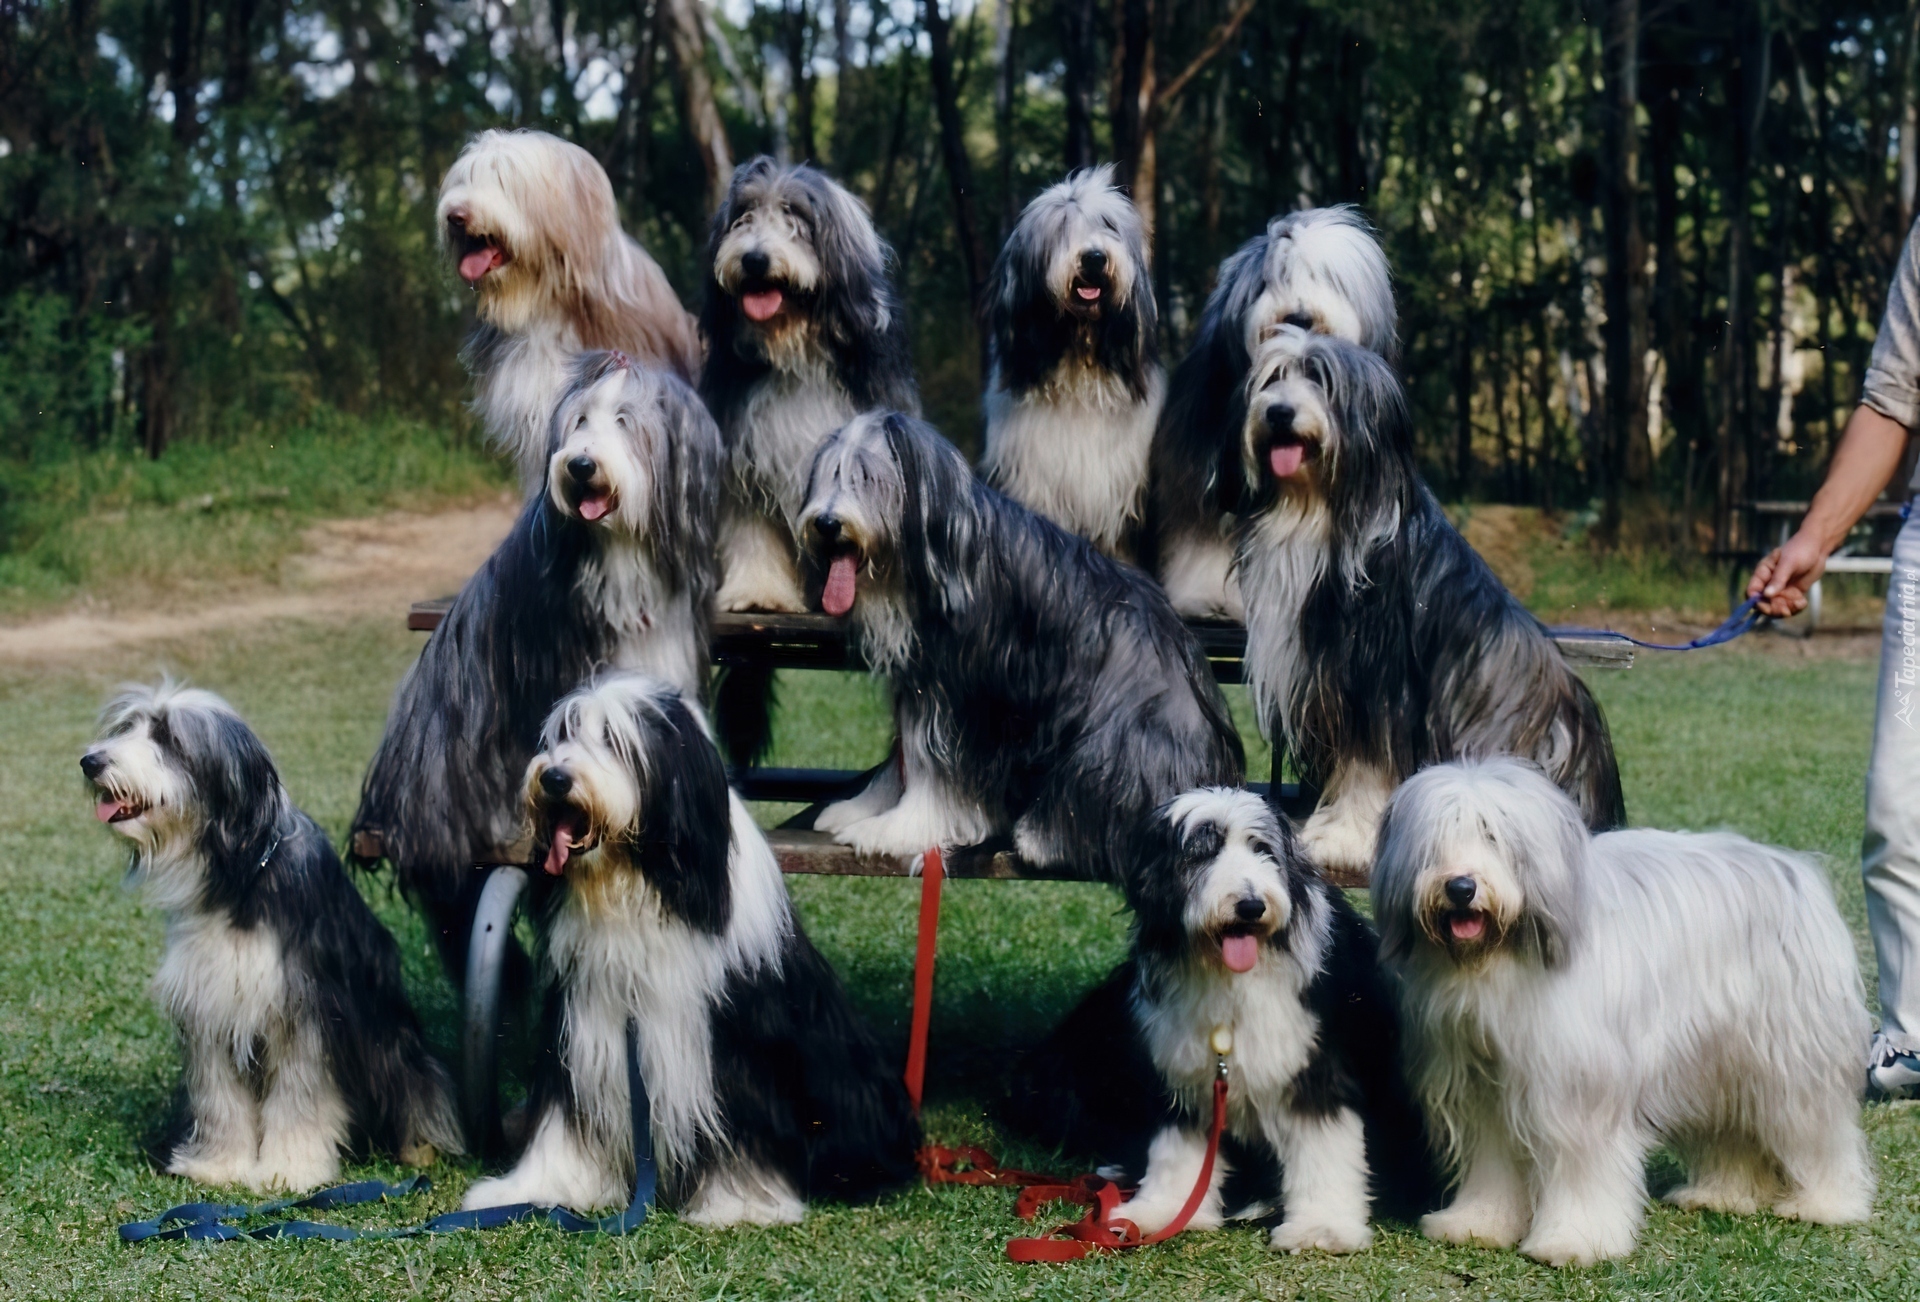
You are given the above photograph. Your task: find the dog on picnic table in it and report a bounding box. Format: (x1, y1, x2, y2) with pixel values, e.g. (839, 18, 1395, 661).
(795, 410, 1245, 877)
(700, 157, 919, 767)
(1012, 787, 1437, 1253)
(1235, 326, 1622, 879)
(437, 129, 701, 491)
(1147, 205, 1396, 619)
(83, 681, 462, 1192)
(1374, 758, 1874, 1267)
(978, 165, 1162, 561)
(459, 672, 921, 1222)
(351, 353, 721, 987)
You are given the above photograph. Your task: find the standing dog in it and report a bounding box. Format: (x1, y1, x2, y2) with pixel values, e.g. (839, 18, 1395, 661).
(980, 166, 1161, 560)
(84, 682, 461, 1191)
(460, 673, 921, 1221)
(1149, 206, 1395, 618)
(438, 129, 701, 489)
(1375, 759, 1874, 1266)
(797, 411, 1243, 876)
(1236, 328, 1620, 879)
(352, 354, 721, 982)
(1014, 789, 1434, 1252)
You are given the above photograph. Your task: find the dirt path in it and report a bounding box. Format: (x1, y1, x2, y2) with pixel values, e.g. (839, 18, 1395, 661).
(0, 497, 518, 662)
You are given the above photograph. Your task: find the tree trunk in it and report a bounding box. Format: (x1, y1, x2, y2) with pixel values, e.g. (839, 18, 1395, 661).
(1647, 46, 1700, 526)
(612, 0, 663, 214)
(1594, 0, 1649, 541)
(1714, 13, 1764, 554)
(786, 0, 817, 162)
(829, 0, 856, 169)
(872, 44, 917, 226)
(923, 0, 988, 313)
(1454, 317, 1474, 493)
(1902, 0, 1920, 231)
(663, 0, 734, 214)
(1060, 0, 1098, 171)
(995, 0, 1020, 236)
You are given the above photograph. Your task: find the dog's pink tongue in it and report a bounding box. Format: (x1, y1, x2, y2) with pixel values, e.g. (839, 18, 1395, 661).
(94, 799, 125, 824)
(1450, 913, 1486, 941)
(822, 553, 858, 617)
(741, 289, 784, 322)
(1221, 933, 1259, 973)
(459, 246, 503, 284)
(1269, 443, 1305, 479)
(542, 824, 575, 877)
(1076, 285, 1101, 301)
(577, 493, 611, 522)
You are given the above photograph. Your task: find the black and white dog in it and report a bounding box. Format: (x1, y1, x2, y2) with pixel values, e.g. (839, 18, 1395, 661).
(84, 682, 461, 1191)
(1148, 206, 1396, 618)
(980, 166, 1161, 560)
(438, 129, 702, 490)
(701, 157, 919, 615)
(460, 673, 921, 1222)
(1008, 788, 1434, 1252)
(797, 411, 1244, 876)
(1236, 329, 1622, 880)
(352, 353, 722, 981)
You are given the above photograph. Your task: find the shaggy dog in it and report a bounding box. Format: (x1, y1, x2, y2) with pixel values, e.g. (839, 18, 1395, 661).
(796, 411, 1244, 876)
(1012, 788, 1435, 1252)
(1148, 206, 1396, 618)
(438, 129, 701, 489)
(351, 353, 721, 982)
(459, 673, 921, 1222)
(1235, 328, 1621, 879)
(701, 157, 919, 615)
(83, 682, 461, 1192)
(1374, 758, 1875, 1267)
(979, 165, 1161, 560)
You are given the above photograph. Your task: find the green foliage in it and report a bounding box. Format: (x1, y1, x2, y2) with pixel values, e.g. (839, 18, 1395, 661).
(0, 292, 148, 459)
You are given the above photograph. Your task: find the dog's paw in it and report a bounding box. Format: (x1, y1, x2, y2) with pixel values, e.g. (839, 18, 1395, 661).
(165, 1150, 256, 1189)
(1298, 809, 1379, 877)
(1269, 1218, 1372, 1254)
(1420, 1202, 1527, 1249)
(1665, 1180, 1766, 1216)
(247, 1150, 340, 1194)
(1519, 1222, 1636, 1268)
(1774, 1186, 1873, 1225)
(716, 570, 807, 614)
(460, 1174, 526, 1211)
(814, 795, 892, 836)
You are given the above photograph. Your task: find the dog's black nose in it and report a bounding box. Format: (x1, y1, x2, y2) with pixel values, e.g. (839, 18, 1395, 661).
(540, 768, 573, 799)
(1267, 402, 1295, 433)
(741, 249, 771, 279)
(1079, 248, 1107, 274)
(1234, 897, 1266, 922)
(80, 752, 107, 781)
(1444, 876, 1477, 907)
(567, 455, 597, 483)
(813, 513, 843, 543)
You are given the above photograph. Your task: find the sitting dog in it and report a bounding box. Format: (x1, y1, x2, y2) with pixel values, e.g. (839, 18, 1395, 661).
(1375, 758, 1875, 1266)
(83, 682, 461, 1192)
(979, 166, 1161, 560)
(1236, 328, 1621, 878)
(352, 353, 721, 983)
(438, 129, 702, 490)
(459, 672, 921, 1222)
(1148, 206, 1396, 618)
(797, 411, 1244, 877)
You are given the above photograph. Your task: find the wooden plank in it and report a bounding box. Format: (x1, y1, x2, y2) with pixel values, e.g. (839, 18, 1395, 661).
(1549, 635, 1635, 669)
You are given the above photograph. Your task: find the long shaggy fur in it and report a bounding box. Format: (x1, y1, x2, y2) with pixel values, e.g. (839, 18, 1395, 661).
(796, 411, 1244, 879)
(459, 673, 920, 1221)
(438, 129, 702, 489)
(1148, 206, 1395, 618)
(1009, 789, 1436, 1252)
(1374, 758, 1875, 1267)
(1234, 328, 1621, 879)
(83, 682, 461, 1191)
(980, 165, 1162, 559)
(351, 354, 721, 982)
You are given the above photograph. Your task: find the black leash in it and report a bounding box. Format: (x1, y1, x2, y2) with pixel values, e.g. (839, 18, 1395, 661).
(121, 1022, 655, 1243)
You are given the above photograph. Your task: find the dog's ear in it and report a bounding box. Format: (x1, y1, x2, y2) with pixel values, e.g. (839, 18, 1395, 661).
(159, 705, 283, 885)
(652, 372, 724, 596)
(884, 413, 979, 614)
(636, 697, 733, 935)
(1505, 781, 1588, 969)
(1369, 801, 1419, 963)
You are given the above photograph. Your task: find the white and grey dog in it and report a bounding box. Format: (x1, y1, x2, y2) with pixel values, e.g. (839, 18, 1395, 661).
(700, 157, 919, 615)
(1236, 327, 1620, 879)
(980, 166, 1161, 560)
(459, 673, 920, 1222)
(1374, 758, 1875, 1267)
(438, 129, 702, 489)
(84, 682, 461, 1192)
(1148, 206, 1395, 618)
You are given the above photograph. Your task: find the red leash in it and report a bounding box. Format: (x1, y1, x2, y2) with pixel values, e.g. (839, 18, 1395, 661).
(902, 845, 944, 1112)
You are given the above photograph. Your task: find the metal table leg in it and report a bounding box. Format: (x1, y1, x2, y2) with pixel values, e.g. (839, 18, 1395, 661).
(462, 865, 528, 1152)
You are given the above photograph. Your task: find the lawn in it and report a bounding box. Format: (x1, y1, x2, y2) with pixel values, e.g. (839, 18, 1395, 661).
(0, 617, 1915, 1300)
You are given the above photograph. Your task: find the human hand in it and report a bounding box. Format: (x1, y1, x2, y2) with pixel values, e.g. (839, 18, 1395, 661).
(1746, 529, 1831, 618)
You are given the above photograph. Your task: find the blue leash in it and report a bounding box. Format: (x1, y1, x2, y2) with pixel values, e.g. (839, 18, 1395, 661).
(121, 1022, 655, 1244)
(1550, 596, 1767, 652)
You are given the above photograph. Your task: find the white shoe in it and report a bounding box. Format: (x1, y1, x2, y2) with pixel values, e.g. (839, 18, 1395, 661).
(1868, 1034, 1920, 1100)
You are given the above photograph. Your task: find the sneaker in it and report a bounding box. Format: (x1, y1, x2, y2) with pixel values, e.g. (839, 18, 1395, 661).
(1868, 1035, 1920, 1100)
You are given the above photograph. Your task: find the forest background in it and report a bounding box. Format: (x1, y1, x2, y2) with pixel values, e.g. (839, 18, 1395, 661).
(4, 0, 1913, 559)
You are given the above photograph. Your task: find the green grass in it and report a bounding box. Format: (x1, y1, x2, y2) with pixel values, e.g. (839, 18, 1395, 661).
(0, 620, 1915, 1299)
(0, 415, 510, 614)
